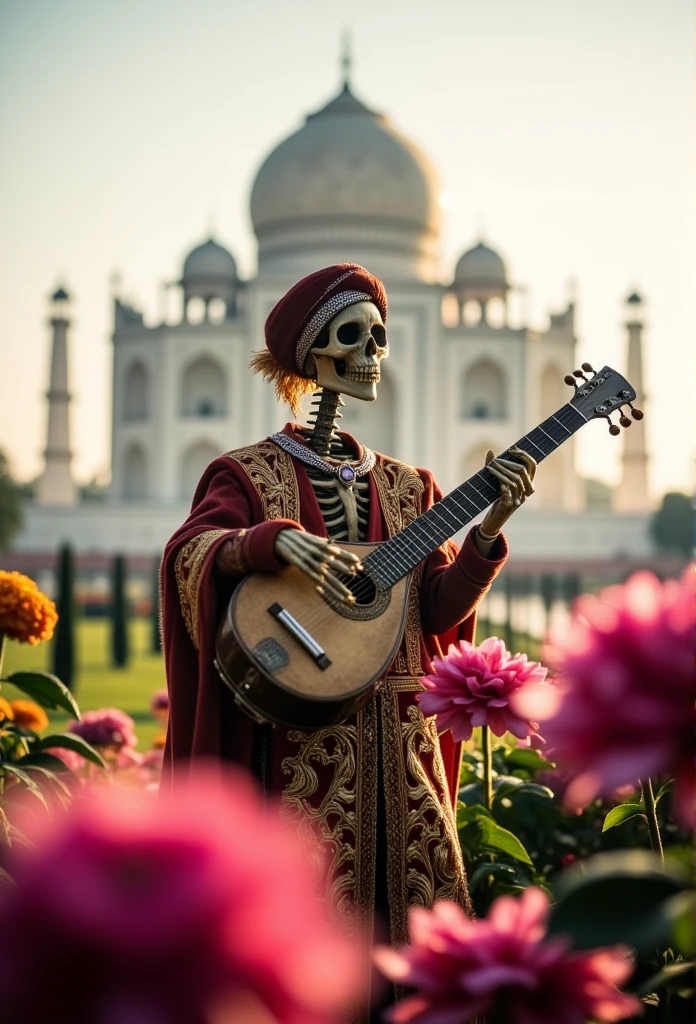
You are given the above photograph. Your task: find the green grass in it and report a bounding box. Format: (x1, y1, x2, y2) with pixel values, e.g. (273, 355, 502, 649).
(1, 619, 166, 750)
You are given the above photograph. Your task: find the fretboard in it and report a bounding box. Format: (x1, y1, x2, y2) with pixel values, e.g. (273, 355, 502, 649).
(363, 402, 587, 590)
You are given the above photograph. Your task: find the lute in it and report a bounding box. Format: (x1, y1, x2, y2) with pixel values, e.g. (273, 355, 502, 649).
(215, 364, 640, 729)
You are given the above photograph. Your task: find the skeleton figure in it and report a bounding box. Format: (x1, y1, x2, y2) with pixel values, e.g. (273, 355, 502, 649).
(230, 299, 538, 594)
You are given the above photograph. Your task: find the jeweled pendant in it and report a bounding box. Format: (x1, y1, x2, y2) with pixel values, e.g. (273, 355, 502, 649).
(338, 464, 356, 487)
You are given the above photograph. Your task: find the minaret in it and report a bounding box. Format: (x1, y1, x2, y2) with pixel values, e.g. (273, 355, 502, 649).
(35, 286, 77, 507)
(613, 291, 650, 512)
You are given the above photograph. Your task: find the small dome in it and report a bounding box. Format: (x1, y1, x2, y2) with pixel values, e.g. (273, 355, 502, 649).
(250, 83, 442, 280)
(626, 291, 642, 305)
(454, 241, 507, 291)
(182, 237, 237, 285)
(51, 285, 70, 301)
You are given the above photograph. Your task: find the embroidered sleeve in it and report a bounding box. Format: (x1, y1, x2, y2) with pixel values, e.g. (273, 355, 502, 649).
(174, 528, 232, 648)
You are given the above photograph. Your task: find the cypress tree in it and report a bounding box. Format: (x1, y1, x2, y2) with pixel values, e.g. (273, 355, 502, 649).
(503, 573, 515, 653)
(111, 554, 129, 668)
(151, 555, 162, 654)
(539, 573, 556, 634)
(52, 543, 76, 689)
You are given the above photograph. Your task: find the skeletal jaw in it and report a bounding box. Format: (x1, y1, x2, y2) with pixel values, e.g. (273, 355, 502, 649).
(340, 365, 381, 383)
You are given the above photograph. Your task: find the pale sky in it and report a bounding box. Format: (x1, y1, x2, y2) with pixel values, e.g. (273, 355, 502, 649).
(0, 0, 693, 498)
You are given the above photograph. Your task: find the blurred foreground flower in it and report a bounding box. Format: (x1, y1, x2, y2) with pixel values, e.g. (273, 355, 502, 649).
(417, 636, 548, 743)
(0, 695, 14, 721)
(0, 768, 362, 1024)
(10, 698, 49, 731)
(0, 570, 57, 645)
(69, 706, 137, 753)
(374, 887, 640, 1024)
(513, 569, 694, 824)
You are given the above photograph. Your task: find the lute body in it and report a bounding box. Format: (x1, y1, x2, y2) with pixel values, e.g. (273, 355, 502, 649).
(215, 365, 639, 729)
(215, 543, 411, 729)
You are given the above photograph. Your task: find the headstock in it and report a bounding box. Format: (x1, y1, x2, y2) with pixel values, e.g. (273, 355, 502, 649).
(565, 363, 642, 435)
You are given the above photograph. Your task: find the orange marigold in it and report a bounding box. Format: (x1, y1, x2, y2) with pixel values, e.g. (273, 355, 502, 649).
(152, 731, 167, 749)
(10, 699, 49, 732)
(0, 696, 14, 722)
(0, 571, 58, 645)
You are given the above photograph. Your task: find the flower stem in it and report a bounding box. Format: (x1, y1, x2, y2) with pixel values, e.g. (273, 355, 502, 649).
(641, 778, 664, 864)
(481, 725, 493, 811)
(0, 631, 5, 681)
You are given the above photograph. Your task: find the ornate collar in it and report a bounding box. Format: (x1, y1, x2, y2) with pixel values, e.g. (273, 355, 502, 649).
(269, 431, 376, 488)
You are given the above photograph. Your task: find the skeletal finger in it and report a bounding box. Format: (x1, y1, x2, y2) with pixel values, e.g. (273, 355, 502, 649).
(322, 571, 355, 604)
(488, 462, 522, 490)
(330, 553, 361, 575)
(485, 449, 496, 466)
(495, 458, 535, 496)
(509, 447, 537, 476)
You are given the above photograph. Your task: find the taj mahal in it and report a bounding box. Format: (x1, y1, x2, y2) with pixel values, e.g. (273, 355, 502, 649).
(15, 71, 654, 568)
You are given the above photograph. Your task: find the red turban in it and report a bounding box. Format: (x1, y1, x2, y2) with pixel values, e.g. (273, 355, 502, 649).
(264, 264, 388, 376)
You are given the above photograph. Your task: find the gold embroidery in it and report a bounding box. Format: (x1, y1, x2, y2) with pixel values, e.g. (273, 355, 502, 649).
(280, 722, 359, 927)
(380, 677, 470, 947)
(216, 529, 248, 575)
(174, 529, 231, 648)
(226, 440, 300, 523)
(372, 455, 425, 676)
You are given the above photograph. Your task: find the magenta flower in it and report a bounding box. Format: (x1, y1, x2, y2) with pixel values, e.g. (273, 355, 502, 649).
(150, 688, 169, 721)
(417, 636, 549, 743)
(0, 768, 362, 1024)
(374, 887, 641, 1024)
(513, 569, 694, 824)
(69, 707, 137, 752)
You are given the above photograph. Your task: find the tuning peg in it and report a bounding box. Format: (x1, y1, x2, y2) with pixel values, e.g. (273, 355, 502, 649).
(564, 374, 577, 387)
(581, 362, 595, 374)
(572, 369, 587, 378)
(605, 416, 621, 436)
(630, 406, 644, 421)
(619, 413, 632, 428)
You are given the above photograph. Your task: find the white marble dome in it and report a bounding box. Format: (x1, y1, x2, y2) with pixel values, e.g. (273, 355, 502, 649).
(182, 237, 237, 285)
(454, 241, 508, 292)
(250, 85, 442, 280)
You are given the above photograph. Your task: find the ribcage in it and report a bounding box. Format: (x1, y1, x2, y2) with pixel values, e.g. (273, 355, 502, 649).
(304, 437, 370, 543)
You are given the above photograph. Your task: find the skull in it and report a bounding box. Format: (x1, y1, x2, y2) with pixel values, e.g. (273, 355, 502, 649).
(305, 300, 388, 402)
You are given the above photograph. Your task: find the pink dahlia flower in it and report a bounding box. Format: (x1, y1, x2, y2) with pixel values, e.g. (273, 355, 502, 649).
(417, 636, 549, 743)
(0, 768, 361, 1024)
(374, 887, 641, 1024)
(69, 707, 137, 752)
(513, 568, 694, 824)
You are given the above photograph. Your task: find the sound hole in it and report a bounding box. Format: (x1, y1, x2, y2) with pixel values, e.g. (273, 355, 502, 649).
(323, 571, 391, 621)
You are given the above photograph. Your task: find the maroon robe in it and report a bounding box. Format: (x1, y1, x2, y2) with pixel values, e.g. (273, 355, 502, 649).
(162, 424, 507, 960)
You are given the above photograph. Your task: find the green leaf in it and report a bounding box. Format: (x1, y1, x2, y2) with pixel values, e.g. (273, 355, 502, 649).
(549, 850, 689, 953)
(636, 960, 695, 997)
(457, 802, 494, 828)
(39, 733, 106, 769)
(5, 672, 80, 720)
(17, 751, 75, 774)
(494, 777, 554, 801)
(654, 779, 673, 804)
(602, 802, 645, 832)
(0, 763, 49, 809)
(467, 861, 518, 893)
(21, 764, 72, 800)
(504, 747, 556, 773)
(477, 817, 533, 865)
(670, 891, 696, 958)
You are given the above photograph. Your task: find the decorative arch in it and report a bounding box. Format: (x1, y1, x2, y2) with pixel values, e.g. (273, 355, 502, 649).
(180, 356, 228, 418)
(461, 441, 496, 483)
(540, 364, 566, 418)
(461, 359, 506, 419)
(123, 443, 147, 500)
(123, 361, 149, 421)
(180, 440, 220, 502)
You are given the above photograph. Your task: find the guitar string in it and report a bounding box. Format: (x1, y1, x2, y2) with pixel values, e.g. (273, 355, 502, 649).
(298, 403, 583, 636)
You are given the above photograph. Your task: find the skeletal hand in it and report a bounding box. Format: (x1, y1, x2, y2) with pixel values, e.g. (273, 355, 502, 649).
(480, 446, 537, 539)
(274, 529, 362, 604)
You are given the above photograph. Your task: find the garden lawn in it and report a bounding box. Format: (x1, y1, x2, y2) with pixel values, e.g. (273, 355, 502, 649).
(1, 618, 166, 751)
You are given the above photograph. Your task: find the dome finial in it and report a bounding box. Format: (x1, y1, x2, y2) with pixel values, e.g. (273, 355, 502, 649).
(340, 29, 352, 91)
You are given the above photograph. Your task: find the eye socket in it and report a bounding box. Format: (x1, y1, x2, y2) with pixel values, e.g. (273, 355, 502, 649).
(371, 324, 387, 347)
(336, 322, 361, 346)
